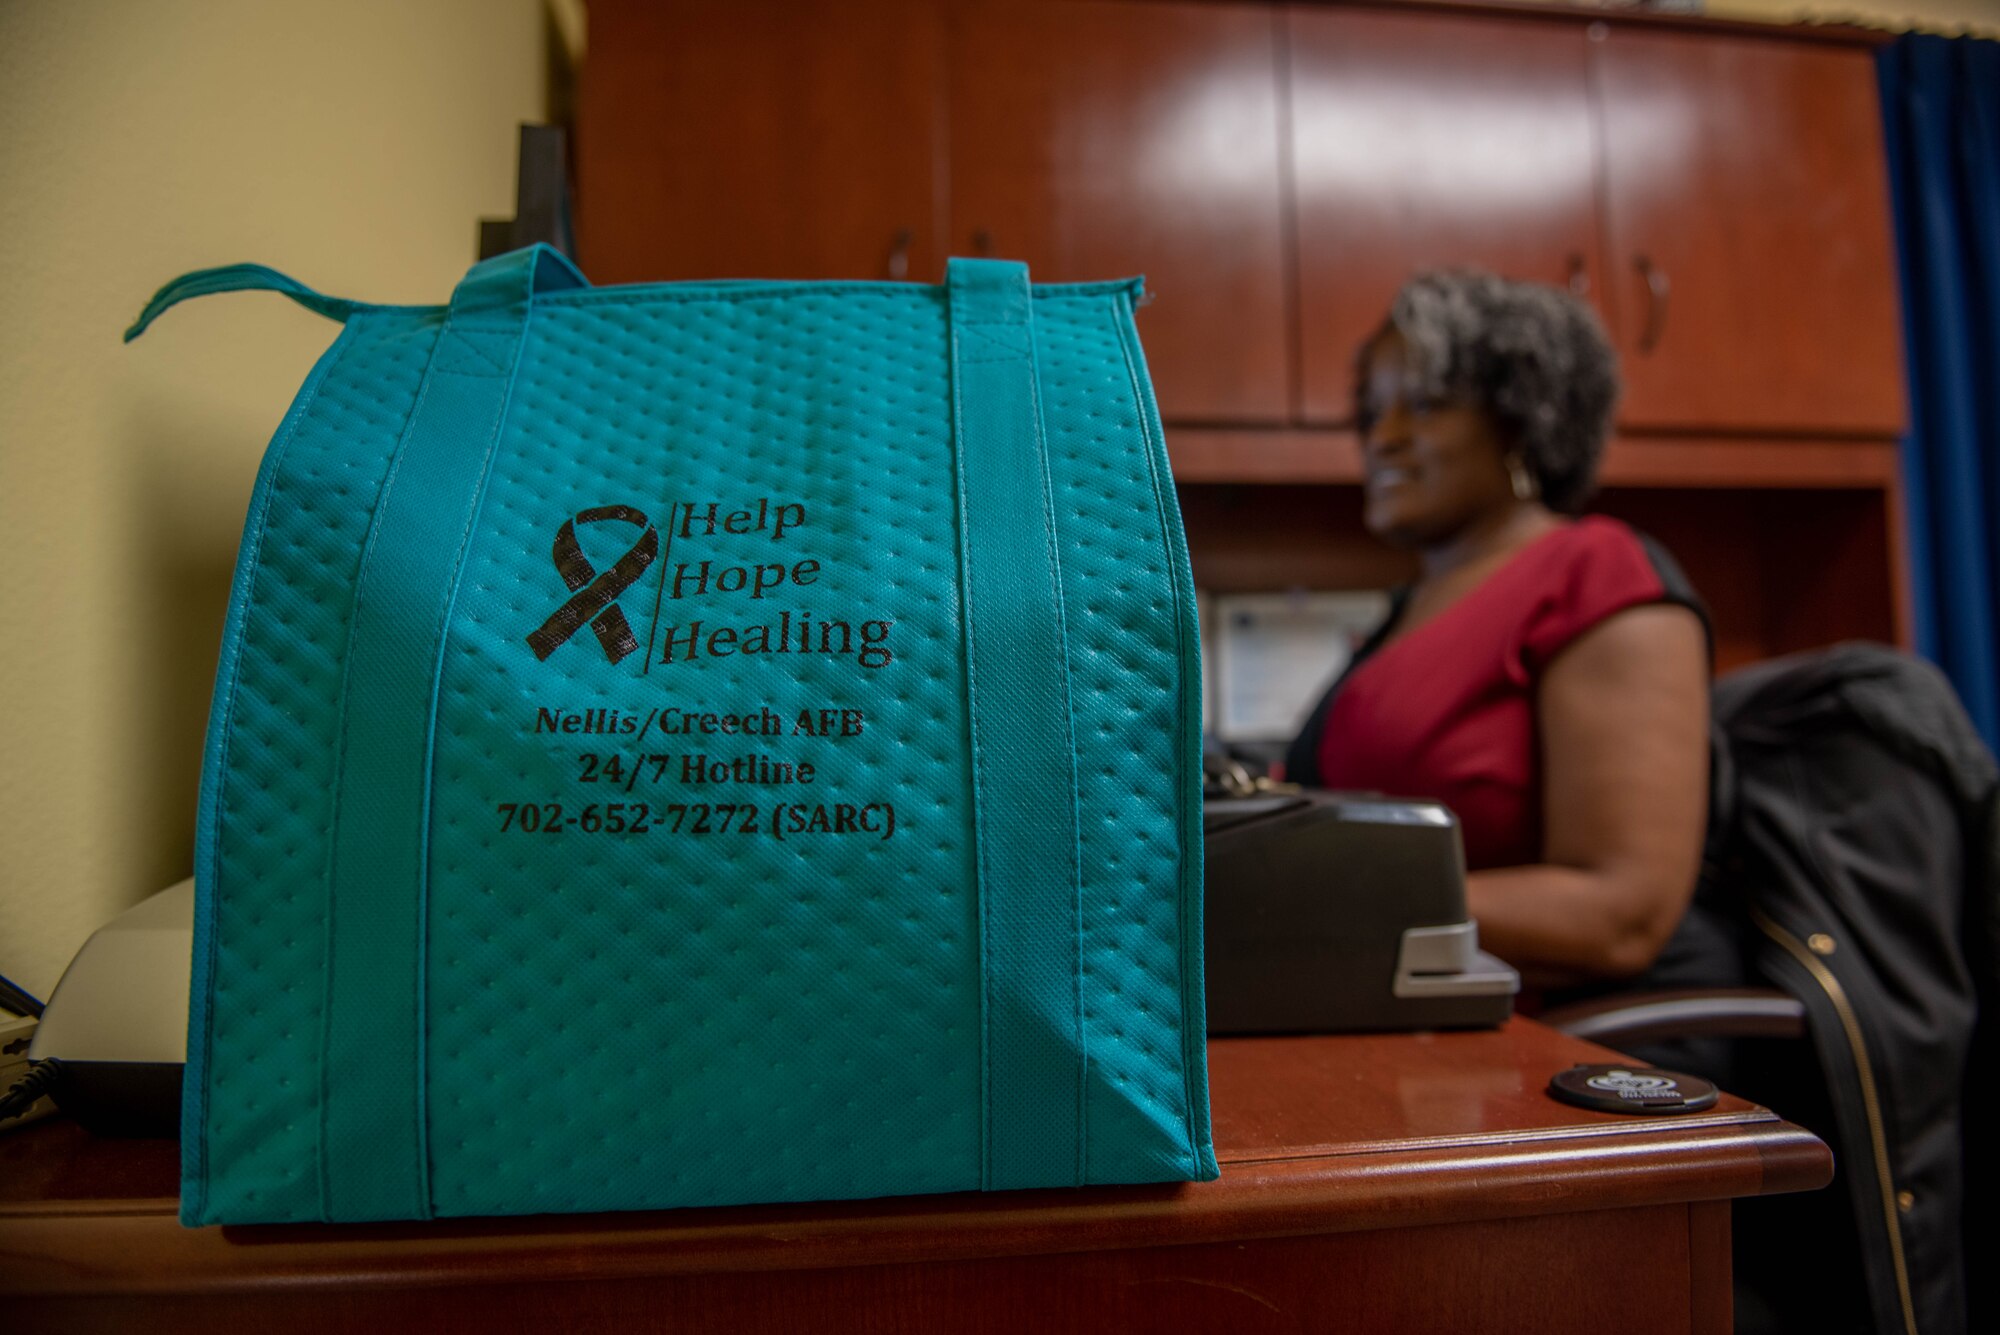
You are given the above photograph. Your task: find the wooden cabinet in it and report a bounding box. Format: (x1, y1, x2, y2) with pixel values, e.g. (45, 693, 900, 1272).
(947, 1, 1292, 422)
(576, 0, 945, 284)
(1287, 13, 1904, 437)
(574, 2, 1914, 661)
(578, 3, 1906, 437)
(1288, 9, 1605, 423)
(1594, 29, 1906, 433)
(581, 0, 1291, 422)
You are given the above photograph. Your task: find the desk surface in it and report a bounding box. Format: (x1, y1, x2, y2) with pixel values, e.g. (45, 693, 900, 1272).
(1, 1020, 1831, 1331)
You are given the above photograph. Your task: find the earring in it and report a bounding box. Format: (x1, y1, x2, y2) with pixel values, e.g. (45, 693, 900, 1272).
(1507, 455, 1538, 503)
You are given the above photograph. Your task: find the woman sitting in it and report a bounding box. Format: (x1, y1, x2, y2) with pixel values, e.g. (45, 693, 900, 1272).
(1284, 270, 1710, 991)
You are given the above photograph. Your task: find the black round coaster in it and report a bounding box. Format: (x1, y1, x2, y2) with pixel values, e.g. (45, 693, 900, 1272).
(1548, 1064, 1719, 1115)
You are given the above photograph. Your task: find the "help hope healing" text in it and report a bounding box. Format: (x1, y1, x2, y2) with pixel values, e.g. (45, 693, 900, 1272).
(654, 498, 895, 671)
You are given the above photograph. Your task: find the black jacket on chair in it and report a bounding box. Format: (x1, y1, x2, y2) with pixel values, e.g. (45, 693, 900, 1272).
(1692, 644, 1999, 1335)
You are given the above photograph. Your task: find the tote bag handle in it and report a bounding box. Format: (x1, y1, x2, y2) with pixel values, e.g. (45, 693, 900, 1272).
(944, 258, 1086, 1190)
(126, 244, 587, 341)
(312, 243, 584, 1221)
(136, 245, 587, 1222)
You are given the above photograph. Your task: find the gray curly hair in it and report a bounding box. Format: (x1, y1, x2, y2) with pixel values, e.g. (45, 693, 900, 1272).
(1359, 270, 1620, 514)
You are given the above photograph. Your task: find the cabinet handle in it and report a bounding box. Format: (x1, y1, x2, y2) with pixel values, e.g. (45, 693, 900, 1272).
(1566, 253, 1590, 298)
(1634, 254, 1671, 353)
(971, 228, 995, 258)
(885, 228, 913, 281)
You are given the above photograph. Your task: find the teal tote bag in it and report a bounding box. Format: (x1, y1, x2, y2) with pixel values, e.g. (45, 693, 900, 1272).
(129, 246, 1217, 1225)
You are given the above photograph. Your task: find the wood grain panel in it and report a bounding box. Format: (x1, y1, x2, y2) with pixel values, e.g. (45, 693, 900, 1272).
(576, 0, 945, 282)
(1597, 489, 1901, 663)
(947, 0, 1290, 422)
(1690, 1199, 1736, 1335)
(1174, 482, 1900, 665)
(1594, 28, 1906, 433)
(12, 1207, 1709, 1335)
(1178, 483, 1418, 592)
(1753, 488, 1902, 654)
(1164, 427, 1901, 489)
(1288, 7, 1606, 422)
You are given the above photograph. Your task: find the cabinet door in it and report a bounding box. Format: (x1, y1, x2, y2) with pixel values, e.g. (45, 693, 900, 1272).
(1595, 30, 1905, 433)
(1289, 9, 1605, 424)
(947, 0, 1290, 423)
(576, 0, 943, 283)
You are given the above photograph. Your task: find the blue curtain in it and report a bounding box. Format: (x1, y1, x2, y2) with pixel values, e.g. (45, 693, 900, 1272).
(1879, 34, 2000, 751)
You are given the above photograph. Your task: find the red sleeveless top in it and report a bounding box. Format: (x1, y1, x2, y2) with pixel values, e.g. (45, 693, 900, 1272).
(1303, 517, 1704, 871)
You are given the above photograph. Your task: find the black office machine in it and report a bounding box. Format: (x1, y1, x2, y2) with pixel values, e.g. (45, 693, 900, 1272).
(1204, 791, 1518, 1033)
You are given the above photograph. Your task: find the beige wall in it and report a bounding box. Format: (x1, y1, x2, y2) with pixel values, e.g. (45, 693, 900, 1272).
(1707, 0, 2000, 36)
(0, 1, 548, 998)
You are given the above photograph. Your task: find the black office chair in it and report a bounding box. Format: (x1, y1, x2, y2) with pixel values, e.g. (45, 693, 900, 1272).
(1544, 987, 1806, 1047)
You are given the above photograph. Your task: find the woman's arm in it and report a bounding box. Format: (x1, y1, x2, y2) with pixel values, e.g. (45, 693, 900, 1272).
(1464, 603, 1710, 989)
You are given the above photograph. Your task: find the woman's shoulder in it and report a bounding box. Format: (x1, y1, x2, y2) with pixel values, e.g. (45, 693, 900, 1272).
(1540, 513, 1653, 560)
(1532, 516, 1695, 596)
(1520, 515, 1709, 665)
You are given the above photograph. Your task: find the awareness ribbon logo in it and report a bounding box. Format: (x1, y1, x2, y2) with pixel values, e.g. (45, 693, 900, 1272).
(525, 505, 659, 663)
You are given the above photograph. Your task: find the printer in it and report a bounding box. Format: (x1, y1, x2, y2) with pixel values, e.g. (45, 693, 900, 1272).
(1203, 790, 1519, 1033)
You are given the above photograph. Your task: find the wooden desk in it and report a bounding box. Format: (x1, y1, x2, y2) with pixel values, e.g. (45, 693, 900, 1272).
(1, 1020, 1829, 1334)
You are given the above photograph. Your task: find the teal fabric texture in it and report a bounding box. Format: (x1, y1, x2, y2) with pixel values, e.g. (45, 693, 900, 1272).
(138, 245, 1216, 1225)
